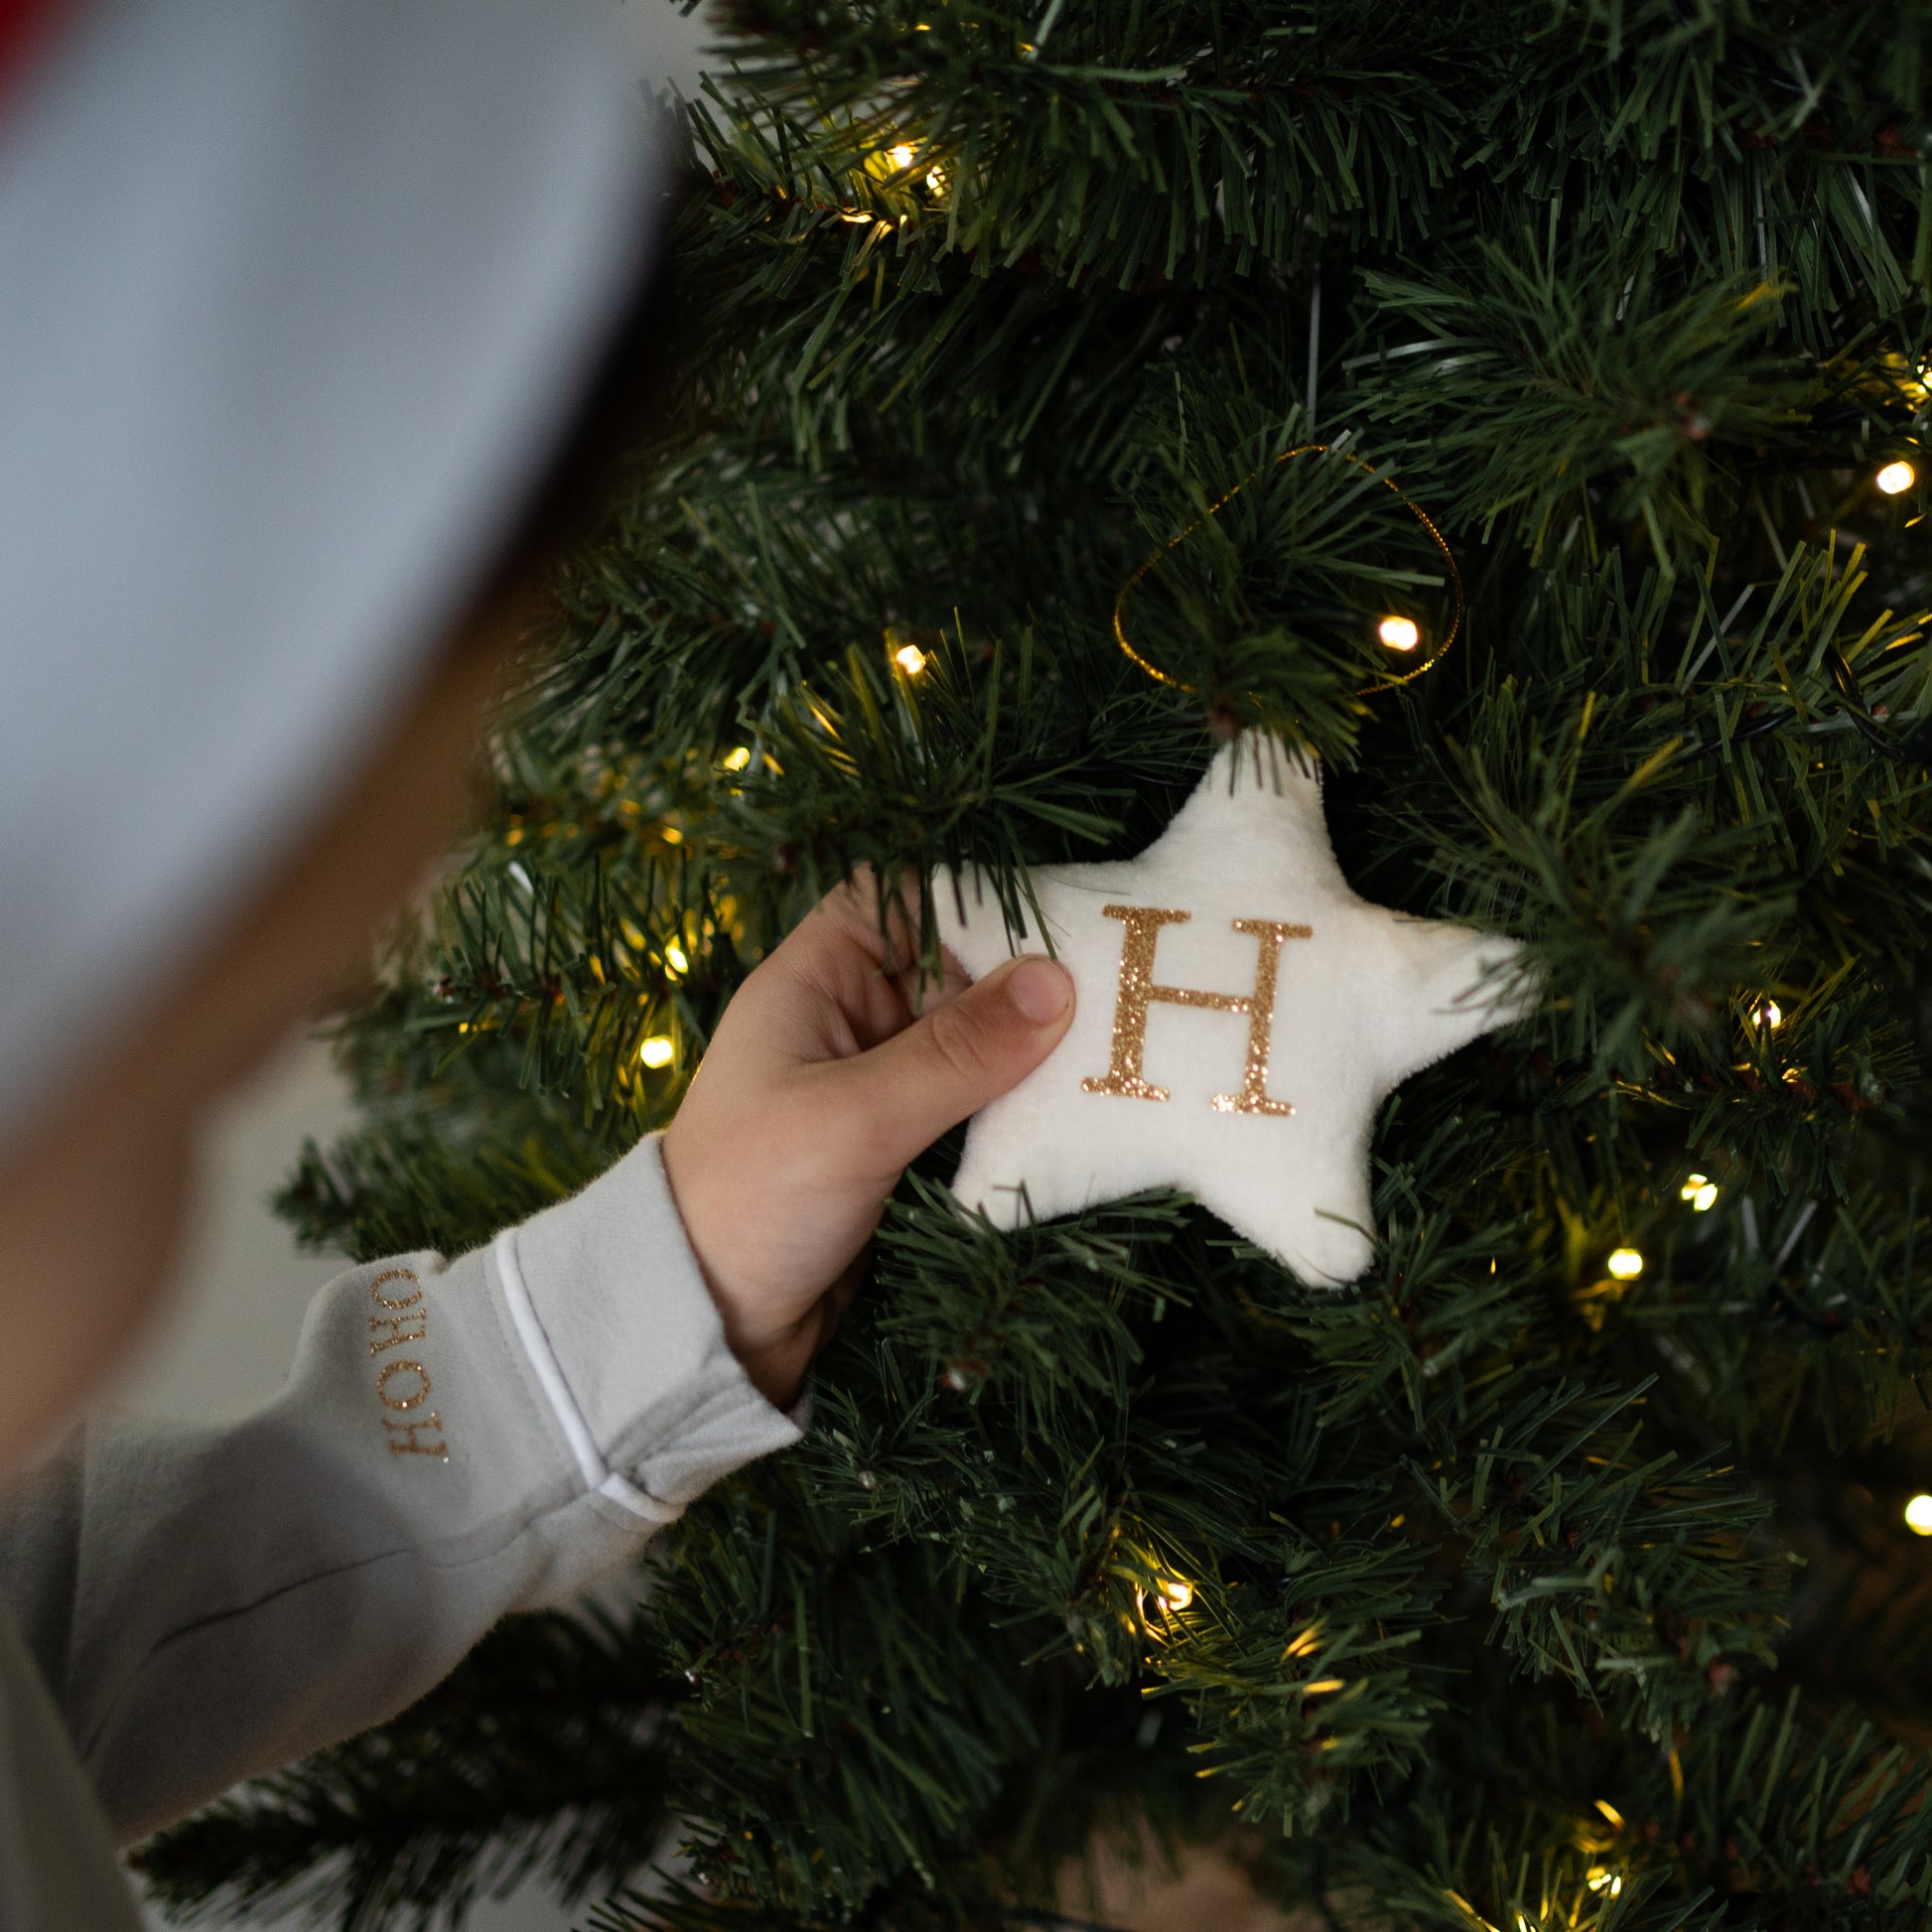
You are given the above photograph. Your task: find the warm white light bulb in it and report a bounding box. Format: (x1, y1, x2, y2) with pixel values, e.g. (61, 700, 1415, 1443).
(664, 942, 689, 977)
(888, 143, 916, 171)
(1757, 999, 1783, 1030)
(1606, 1247, 1644, 1282)
(721, 746, 752, 772)
(1877, 460, 1917, 495)
(1377, 614, 1421, 651)
(1680, 1174, 1719, 1212)
(894, 642, 928, 675)
(638, 1035, 674, 1068)
(1158, 1578, 1193, 1610)
(1906, 1493, 1932, 1535)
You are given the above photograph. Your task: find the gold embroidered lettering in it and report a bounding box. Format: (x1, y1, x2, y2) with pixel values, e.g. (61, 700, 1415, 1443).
(370, 1267, 423, 1311)
(1081, 904, 1311, 1115)
(366, 1269, 449, 1455)
(369, 1313, 428, 1356)
(382, 1413, 450, 1458)
(376, 1359, 432, 1411)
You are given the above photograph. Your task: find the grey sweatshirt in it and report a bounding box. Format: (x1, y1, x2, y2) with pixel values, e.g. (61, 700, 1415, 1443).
(0, 1135, 801, 1928)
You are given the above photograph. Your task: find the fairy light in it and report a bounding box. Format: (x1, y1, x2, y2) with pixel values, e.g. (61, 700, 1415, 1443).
(894, 641, 928, 675)
(721, 746, 752, 772)
(1680, 1174, 1719, 1212)
(925, 165, 948, 194)
(1876, 460, 1917, 495)
(664, 941, 690, 977)
(1755, 998, 1783, 1030)
(888, 142, 916, 171)
(1157, 1578, 1193, 1611)
(1586, 1869, 1624, 1898)
(1606, 1248, 1644, 1282)
(1905, 1493, 1932, 1535)
(638, 1036, 674, 1069)
(1378, 614, 1422, 651)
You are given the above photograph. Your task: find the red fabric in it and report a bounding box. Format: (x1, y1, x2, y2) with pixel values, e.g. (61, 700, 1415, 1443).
(0, 0, 64, 101)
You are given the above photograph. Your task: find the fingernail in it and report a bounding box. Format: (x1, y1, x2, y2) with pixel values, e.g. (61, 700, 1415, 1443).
(1006, 956, 1072, 1025)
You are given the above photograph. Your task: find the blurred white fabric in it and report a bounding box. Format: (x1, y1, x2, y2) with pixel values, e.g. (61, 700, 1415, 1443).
(0, 0, 657, 1160)
(120, 6, 723, 1924)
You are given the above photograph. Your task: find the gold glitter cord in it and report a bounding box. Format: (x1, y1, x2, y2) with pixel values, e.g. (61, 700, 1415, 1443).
(1081, 904, 1311, 1113)
(1112, 443, 1464, 698)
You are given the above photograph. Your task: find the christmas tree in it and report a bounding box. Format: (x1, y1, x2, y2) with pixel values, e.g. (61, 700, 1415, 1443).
(138, 2, 1932, 1927)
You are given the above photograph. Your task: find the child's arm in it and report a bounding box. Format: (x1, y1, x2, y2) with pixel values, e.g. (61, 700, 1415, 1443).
(0, 876, 1071, 1843)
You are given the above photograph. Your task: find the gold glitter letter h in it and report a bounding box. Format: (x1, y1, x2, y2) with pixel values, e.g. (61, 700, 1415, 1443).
(1080, 904, 1311, 1113)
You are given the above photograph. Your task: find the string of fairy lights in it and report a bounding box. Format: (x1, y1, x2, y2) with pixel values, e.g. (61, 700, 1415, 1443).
(673, 126, 1932, 1791)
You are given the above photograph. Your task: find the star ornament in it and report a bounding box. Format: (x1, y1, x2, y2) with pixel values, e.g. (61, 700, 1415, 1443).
(932, 737, 1534, 1286)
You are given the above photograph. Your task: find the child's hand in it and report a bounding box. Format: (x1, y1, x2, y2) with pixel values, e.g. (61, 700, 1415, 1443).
(660, 871, 1074, 1407)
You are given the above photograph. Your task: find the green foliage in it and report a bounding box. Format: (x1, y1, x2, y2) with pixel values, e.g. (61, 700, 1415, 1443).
(142, 0, 1932, 1928)
(133, 1611, 680, 1931)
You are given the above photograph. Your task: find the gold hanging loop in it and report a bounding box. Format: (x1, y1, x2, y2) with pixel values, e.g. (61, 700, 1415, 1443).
(1112, 443, 1464, 698)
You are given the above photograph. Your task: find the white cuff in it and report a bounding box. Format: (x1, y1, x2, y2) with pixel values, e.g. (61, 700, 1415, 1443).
(492, 1227, 683, 1526)
(492, 1133, 804, 1521)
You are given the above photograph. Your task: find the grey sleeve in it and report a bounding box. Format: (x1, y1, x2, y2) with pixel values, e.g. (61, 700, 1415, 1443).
(0, 1134, 799, 1845)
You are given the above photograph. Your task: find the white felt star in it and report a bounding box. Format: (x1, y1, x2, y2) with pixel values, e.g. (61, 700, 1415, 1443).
(932, 736, 1531, 1285)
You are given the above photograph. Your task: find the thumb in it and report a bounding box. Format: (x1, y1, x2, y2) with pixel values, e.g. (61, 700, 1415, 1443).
(822, 954, 1074, 1170)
